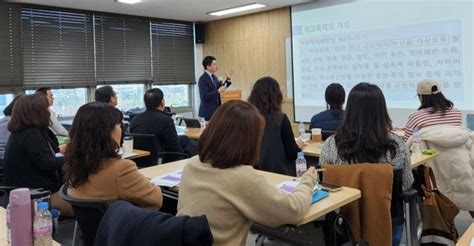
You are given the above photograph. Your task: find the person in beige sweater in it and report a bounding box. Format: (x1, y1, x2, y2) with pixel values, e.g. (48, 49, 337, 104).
(177, 100, 317, 245)
(64, 102, 162, 210)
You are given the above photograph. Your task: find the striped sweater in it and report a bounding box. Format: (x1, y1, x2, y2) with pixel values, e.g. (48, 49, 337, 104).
(403, 107, 462, 141)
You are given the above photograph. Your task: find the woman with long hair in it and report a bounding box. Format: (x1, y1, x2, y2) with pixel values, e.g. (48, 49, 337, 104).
(65, 102, 162, 209)
(248, 76, 303, 176)
(4, 94, 71, 213)
(178, 100, 317, 245)
(320, 82, 414, 246)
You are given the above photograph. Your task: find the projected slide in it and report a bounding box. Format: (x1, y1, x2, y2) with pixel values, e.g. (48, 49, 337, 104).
(292, 1, 474, 124)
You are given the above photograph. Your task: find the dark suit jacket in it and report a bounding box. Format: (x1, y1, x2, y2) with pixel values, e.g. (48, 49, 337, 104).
(129, 109, 183, 154)
(95, 200, 213, 246)
(4, 127, 64, 192)
(198, 72, 222, 121)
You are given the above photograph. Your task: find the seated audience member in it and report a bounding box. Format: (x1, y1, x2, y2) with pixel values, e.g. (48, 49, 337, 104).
(0, 95, 22, 162)
(95, 85, 125, 144)
(319, 82, 414, 246)
(36, 87, 69, 136)
(403, 79, 462, 141)
(248, 76, 303, 176)
(310, 83, 345, 131)
(177, 100, 317, 245)
(4, 94, 71, 213)
(65, 102, 162, 209)
(130, 88, 196, 159)
(95, 85, 118, 107)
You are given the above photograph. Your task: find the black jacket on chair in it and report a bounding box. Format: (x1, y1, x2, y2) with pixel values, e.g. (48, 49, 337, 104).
(4, 127, 64, 192)
(130, 108, 183, 154)
(95, 200, 213, 246)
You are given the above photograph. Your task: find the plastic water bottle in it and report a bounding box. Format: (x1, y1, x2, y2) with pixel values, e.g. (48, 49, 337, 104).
(296, 152, 307, 178)
(33, 202, 53, 246)
(412, 128, 422, 154)
(298, 122, 305, 138)
(6, 204, 11, 245)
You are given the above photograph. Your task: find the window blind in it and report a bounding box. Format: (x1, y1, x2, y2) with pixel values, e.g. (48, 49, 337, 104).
(95, 14, 151, 84)
(0, 3, 22, 92)
(151, 20, 195, 85)
(21, 6, 95, 89)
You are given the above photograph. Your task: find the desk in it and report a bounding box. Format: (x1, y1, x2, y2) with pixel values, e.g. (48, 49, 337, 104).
(0, 207, 61, 246)
(457, 223, 474, 246)
(302, 141, 438, 168)
(139, 159, 361, 226)
(183, 127, 201, 140)
(122, 149, 150, 160)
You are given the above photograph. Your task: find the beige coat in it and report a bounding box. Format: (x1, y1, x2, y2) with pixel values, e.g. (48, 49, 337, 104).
(68, 158, 163, 210)
(415, 125, 474, 211)
(177, 156, 316, 246)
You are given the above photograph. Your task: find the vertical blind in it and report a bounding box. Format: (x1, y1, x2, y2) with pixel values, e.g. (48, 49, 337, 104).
(21, 6, 95, 88)
(151, 20, 195, 84)
(0, 4, 22, 92)
(95, 14, 151, 84)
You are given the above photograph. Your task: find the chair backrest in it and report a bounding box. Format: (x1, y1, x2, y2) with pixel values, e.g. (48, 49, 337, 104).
(183, 118, 201, 128)
(391, 169, 404, 226)
(58, 184, 108, 246)
(128, 133, 160, 167)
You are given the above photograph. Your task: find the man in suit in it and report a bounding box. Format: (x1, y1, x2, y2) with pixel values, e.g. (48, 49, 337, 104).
(198, 56, 231, 121)
(130, 88, 196, 162)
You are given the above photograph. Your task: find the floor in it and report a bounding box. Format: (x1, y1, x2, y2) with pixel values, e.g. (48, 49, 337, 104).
(54, 210, 473, 246)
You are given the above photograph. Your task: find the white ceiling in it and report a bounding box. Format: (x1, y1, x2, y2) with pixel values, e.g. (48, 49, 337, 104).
(7, 0, 312, 22)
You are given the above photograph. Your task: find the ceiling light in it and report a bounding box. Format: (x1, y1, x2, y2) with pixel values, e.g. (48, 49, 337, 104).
(116, 0, 141, 4)
(208, 3, 267, 16)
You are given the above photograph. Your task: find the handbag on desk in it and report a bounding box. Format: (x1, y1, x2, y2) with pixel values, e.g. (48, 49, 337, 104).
(420, 166, 459, 245)
(324, 212, 368, 246)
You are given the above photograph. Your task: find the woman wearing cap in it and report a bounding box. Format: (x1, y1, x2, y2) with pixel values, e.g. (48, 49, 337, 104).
(402, 79, 462, 141)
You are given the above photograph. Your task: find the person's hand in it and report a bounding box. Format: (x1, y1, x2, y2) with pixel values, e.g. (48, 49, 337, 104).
(306, 166, 317, 177)
(296, 138, 305, 149)
(218, 86, 227, 94)
(224, 69, 233, 80)
(59, 144, 67, 154)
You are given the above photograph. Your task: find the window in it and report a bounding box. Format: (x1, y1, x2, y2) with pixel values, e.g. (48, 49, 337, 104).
(153, 84, 191, 108)
(0, 93, 14, 118)
(99, 84, 145, 111)
(26, 88, 87, 117)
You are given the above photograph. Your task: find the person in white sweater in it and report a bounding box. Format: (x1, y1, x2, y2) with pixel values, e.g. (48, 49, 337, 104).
(177, 100, 317, 245)
(36, 87, 69, 136)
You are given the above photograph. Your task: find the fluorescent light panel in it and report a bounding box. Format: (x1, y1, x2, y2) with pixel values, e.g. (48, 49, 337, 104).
(116, 0, 141, 4)
(208, 3, 267, 16)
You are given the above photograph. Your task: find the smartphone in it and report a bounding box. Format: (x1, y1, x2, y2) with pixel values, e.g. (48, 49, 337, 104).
(319, 181, 342, 192)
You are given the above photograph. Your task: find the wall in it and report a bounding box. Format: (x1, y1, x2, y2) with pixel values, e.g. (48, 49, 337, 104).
(202, 7, 294, 120)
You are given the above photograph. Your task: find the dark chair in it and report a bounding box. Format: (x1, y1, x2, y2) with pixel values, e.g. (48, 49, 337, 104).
(0, 158, 4, 185)
(128, 133, 188, 167)
(58, 184, 108, 246)
(321, 130, 336, 140)
(181, 118, 201, 128)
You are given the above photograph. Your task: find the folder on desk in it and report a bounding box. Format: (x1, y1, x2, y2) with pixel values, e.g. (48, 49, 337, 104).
(151, 170, 183, 187)
(312, 190, 329, 203)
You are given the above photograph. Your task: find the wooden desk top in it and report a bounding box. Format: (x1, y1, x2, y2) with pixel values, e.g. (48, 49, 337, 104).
(302, 141, 438, 168)
(121, 149, 150, 160)
(139, 159, 361, 226)
(184, 127, 201, 140)
(0, 207, 61, 246)
(457, 223, 474, 246)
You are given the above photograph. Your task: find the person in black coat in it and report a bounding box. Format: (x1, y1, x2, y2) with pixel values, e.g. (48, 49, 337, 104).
(130, 88, 194, 162)
(4, 94, 71, 213)
(248, 76, 304, 176)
